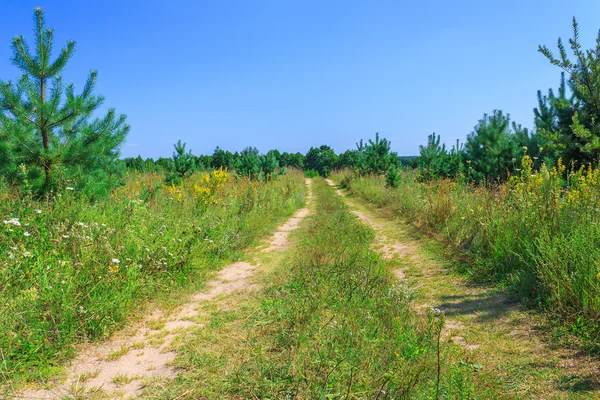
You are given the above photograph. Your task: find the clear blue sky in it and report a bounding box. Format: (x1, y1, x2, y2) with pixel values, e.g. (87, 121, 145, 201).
(1, 0, 599, 158)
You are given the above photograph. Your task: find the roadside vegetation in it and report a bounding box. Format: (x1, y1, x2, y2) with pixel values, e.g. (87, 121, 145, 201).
(0, 170, 306, 384)
(146, 178, 480, 399)
(333, 19, 600, 349)
(2, 6, 600, 397)
(339, 165, 600, 352)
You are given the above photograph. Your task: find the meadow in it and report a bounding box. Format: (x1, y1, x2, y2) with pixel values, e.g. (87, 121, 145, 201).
(0, 170, 306, 383)
(338, 158, 600, 350)
(144, 178, 478, 399)
(3, 6, 600, 398)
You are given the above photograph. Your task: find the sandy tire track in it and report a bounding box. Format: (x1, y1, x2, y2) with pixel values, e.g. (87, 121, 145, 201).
(16, 179, 313, 400)
(326, 178, 600, 398)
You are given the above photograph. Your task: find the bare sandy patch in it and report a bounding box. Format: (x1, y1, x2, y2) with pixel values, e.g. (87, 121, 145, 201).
(263, 179, 312, 253)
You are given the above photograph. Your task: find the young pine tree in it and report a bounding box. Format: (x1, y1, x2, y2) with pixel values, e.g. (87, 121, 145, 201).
(538, 18, 600, 166)
(261, 151, 280, 181)
(417, 132, 450, 180)
(465, 110, 520, 183)
(166, 140, 196, 184)
(0, 8, 129, 195)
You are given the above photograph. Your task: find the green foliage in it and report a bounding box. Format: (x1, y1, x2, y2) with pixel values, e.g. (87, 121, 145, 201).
(0, 8, 129, 196)
(335, 133, 400, 177)
(418, 132, 451, 180)
(362, 132, 393, 174)
(229, 179, 451, 397)
(234, 147, 261, 179)
(260, 151, 280, 181)
(303, 169, 319, 178)
(339, 164, 600, 349)
(165, 140, 196, 184)
(279, 151, 304, 169)
(211, 146, 235, 170)
(464, 110, 521, 182)
(386, 163, 401, 187)
(152, 178, 472, 399)
(0, 171, 307, 383)
(538, 18, 600, 166)
(304, 145, 338, 177)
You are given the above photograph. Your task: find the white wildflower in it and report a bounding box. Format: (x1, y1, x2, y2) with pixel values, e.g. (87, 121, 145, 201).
(24, 231, 30, 237)
(112, 258, 120, 264)
(66, 187, 74, 191)
(3, 218, 21, 226)
(35, 209, 42, 214)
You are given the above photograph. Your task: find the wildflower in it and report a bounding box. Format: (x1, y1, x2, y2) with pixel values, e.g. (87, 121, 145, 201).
(62, 235, 69, 239)
(24, 231, 30, 237)
(8, 252, 14, 260)
(430, 307, 444, 314)
(3, 218, 21, 226)
(23, 251, 32, 257)
(112, 258, 120, 264)
(66, 187, 74, 191)
(35, 209, 42, 214)
(76, 222, 85, 227)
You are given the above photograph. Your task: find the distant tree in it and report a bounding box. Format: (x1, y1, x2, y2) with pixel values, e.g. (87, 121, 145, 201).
(211, 146, 235, 170)
(166, 140, 196, 183)
(236, 146, 262, 179)
(337, 149, 361, 170)
(362, 133, 393, 174)
(124, 155, 145, 171)
(0, 8, 129, 195)
(155, 157, 174, 172)
(538, 18, 600, 165)
(386, 164, 402, 188)
(194, 155, 212, 171)
(144, 157, 156, 172)
(417, 132, 450, 180)
(465, 110, 521, 182)
(304, 145, 338, 177)
(285, 152, 305, 169)
(266, 149, 282, 164)
(261, 151, 280, 181)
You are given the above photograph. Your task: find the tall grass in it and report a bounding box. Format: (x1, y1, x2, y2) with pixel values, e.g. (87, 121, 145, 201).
(148, 178, 476, 399)
(338, 157, 600, 347)
(0, 170, 306, 383)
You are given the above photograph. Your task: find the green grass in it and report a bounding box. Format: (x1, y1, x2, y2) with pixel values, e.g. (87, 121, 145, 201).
(144, 178, 477, 399)
(337, 167, 600, 353)
(0, 171, 306, 386)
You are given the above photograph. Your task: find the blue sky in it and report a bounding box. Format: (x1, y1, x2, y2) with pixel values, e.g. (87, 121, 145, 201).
(1, 1, 599, 158)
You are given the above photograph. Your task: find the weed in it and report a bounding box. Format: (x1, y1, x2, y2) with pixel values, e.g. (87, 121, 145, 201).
(0, 171, 307, 385)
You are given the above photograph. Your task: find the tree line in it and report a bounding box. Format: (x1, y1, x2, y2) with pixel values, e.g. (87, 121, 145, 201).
(2, 9, 598, 197)
(418, 18, 600, 182)
(123, 133, 417, 183)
